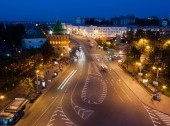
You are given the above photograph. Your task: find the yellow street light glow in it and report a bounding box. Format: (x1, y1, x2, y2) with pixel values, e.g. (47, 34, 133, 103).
(152, 66, 156, 70)
(162, 85, 167, 90)
(146, 45, 150, 49)
(119, 51, 123, 54)
(36, 70, 40, 74)
(158, 67, 162, 71)
(0, 95, 5, 99)
(136, 62, 141, 66)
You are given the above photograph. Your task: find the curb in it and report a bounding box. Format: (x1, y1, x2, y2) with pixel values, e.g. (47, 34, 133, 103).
(110, 63, 170, 116)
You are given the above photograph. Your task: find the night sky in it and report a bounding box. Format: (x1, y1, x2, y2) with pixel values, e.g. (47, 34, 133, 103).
(0, 0, 170, 22)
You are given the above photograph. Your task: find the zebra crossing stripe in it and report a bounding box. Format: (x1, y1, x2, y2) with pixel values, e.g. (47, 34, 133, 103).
(153, 121, 161, 124)
(150, 116, 159, 120)
(65, 121, 74, 124)
(149, 113, 157, 117)
(60, 114, 66, 117)
(47, 124, 53, 126)
(49, 118, 55, 123)
(52, 113, 57, 117)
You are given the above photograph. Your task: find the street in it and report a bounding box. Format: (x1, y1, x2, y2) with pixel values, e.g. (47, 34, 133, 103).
(16, 35, 167, 126)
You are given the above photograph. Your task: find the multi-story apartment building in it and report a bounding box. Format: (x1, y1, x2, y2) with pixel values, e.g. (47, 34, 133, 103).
(66, 24, 127, 39)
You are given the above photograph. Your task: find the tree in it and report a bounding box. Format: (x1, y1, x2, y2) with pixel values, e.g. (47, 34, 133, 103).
(41, 42, 55, 63)
(135, 29, 145, 39)
(126, 29, 134, 43)
(53, 20, 64, 34)
(130, 46, 141, 59)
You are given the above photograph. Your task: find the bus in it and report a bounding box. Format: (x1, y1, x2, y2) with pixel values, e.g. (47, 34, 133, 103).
(0, 98, 28, 125)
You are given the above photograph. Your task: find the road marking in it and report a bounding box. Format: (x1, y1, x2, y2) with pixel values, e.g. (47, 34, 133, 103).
(60, 70, 77, 90)
(58, 70, 75, 90)
(47, 106, 76, 126)
(153, 110, 170, 126)
(32, 96, 59, 126)
(120, 87, 133, 102)
(143, 104, 163, 126)
(114, 87, 123, 102)
(71, 100, 94, 120)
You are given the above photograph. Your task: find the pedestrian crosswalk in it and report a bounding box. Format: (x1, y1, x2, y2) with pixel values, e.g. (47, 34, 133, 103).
(143, 104, 170, 126)
(47, 106, 76, 126)
(71, 101, 94, 120)
(153, 109, 170, 126)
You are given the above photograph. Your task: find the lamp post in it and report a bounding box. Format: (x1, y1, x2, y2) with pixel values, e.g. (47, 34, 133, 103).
(0, 95, 5, 100)
(49, 30, 53, 35)
(136, 62, 142, 76)
(152, 66, 161, 82)
(35, 70, 40, 93)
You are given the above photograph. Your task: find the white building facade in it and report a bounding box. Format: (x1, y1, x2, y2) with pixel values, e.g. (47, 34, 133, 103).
(66, 25, 127, 39)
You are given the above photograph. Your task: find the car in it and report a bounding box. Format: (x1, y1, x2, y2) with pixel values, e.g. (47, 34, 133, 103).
(100, 64, 108, 72)
(152, 93, 161, 101)
(52, 71, 58, 78)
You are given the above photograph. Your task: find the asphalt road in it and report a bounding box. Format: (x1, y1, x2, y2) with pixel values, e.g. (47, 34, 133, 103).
(16, 35, 154, 126)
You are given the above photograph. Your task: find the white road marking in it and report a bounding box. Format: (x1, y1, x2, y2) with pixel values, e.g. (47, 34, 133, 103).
(47, 106, 76, 126)
(32, 95, 59, 126)
(114, 87, 123, 102)
(120, 87, 133, 102)
(58, 70, 75, 90)
(60, 70, 77, 90)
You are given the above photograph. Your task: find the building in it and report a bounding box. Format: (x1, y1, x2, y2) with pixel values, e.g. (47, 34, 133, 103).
(74, 17, 85, 25)
(22, 26, 46, 49)
(48, 35, 70, 46)
(111, 15, 136, 26)
(66, 24, 127, 39)
(48, 35, 70, 57)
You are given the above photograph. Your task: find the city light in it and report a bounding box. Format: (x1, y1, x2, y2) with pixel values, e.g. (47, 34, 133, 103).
(0, 95, 5, 100)
(49, 30, 53, 35)
(136, 62, 142, 75)
(152, 66, 162, 83)
(162, 85, 167, 90)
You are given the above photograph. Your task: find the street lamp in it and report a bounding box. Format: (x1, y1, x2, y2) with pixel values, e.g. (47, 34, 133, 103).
(60, 53, 64, 57)
(35, 70, 40, 93)
(152, 66, 161, 82)
(49, 30, 53, 35)
(0, 95, 5, 100)
(136, 62, 142, 76)
(162, 85, 167, 90)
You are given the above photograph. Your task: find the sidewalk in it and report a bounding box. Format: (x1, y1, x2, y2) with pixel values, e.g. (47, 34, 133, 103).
(110, 62, 170, 115)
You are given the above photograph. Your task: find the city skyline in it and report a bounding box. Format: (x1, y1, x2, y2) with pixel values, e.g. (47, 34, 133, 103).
(0, 0, 170, 22)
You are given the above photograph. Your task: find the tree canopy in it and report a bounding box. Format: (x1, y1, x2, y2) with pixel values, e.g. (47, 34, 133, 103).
(53, 20, 64, 34)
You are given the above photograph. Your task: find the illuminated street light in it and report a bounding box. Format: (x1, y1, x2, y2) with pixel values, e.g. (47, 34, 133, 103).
(136, 62, 142, 75)
(49, 30, 53, 35)
(35, 70, 40, 93)
(0, 95, 5, 100)
(152, 66, 162, 85)
(146, 45, 150, 49)
(60, 53, 64, 57)
(163, 40, 170, 48)
(162, 85, 167, 90)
